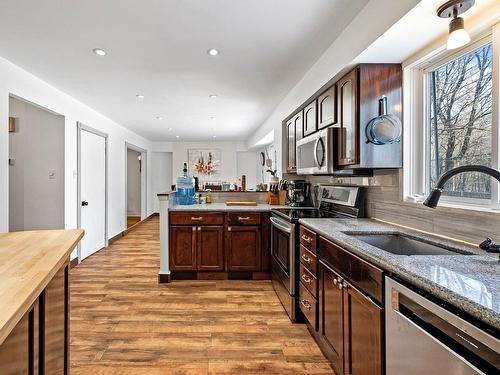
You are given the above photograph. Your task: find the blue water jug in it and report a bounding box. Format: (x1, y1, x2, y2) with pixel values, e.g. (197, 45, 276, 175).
(175, 163, 195, 205)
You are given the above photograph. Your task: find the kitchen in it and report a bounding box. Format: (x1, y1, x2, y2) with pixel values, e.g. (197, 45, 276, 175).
(0, 0, 499, 374)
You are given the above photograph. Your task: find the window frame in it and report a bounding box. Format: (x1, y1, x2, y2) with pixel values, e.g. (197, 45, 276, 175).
(403, 27, 500, 211)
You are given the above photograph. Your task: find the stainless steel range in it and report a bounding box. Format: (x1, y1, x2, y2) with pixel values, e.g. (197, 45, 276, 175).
(270, 185, 364, 321)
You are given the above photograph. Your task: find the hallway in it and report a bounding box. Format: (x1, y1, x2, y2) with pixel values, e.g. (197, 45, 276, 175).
(70, 216, 331, 374)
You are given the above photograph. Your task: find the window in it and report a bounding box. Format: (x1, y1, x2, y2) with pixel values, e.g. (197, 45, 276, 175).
(404, 31, 499, 210)
(428, 42, 493, 201)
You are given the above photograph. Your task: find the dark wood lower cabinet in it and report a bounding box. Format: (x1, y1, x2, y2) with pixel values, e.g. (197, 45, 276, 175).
(0, 261, 69, 375)
(320, 261, 344, 373)
(226, 226, 261, 271)
(344, 282, 383, 375)
(170, 226, 197, 271)
(197, 226, 224, 271)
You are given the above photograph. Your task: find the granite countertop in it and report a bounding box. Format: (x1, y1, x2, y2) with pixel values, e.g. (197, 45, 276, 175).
(299, 218, 500, 330)
(170, 203, 289, 211)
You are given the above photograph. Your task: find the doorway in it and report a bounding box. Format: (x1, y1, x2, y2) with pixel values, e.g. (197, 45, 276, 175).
(125, 142, 147, 228)
(8, 95, 65, 231)
(77, 122, 108, 262)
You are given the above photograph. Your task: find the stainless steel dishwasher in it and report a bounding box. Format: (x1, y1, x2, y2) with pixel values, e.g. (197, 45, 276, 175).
(385, 277, 499, 374)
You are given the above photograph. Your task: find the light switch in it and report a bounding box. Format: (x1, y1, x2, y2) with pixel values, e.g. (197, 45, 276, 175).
(8, 158, 15, 166)
(49, 170, 56, 179)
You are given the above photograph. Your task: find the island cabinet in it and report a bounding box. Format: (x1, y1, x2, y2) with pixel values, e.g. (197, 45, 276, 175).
(298, 224, 385, 375)
(169, 211, 270, 278)
(0, 260, 70, 375)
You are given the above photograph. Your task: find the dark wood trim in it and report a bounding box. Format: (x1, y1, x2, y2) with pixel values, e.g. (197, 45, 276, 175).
(69, 258, 78, 269)
(170, 271, 271, 281)
(158, 273, 171, 283)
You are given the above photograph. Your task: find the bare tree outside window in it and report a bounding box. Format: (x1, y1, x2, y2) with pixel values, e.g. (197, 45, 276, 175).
(429, 43, 493, 200)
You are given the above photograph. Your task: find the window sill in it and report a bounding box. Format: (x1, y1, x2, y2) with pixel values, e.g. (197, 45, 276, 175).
(404, 196, 500, 214)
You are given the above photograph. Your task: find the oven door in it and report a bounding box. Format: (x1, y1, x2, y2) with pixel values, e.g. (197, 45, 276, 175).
(270, 214, 297, 320)
(296, 127, 336, 175)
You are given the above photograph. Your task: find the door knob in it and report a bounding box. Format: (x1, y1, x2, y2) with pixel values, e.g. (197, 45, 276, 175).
(81, 201, 89, 206)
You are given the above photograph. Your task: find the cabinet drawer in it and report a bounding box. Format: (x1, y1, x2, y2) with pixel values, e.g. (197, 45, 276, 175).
(319, 237, 384, 303)
(300, 263, 317, 298)
(299, 282, 317, 329)
(299, 245, 317, 275)
(299, 225, 317, 253)
(170, 212, 224, 225)
(227, 212, 261, 226)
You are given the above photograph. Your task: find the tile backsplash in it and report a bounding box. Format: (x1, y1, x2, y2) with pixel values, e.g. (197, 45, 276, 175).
(293, 170, 499, 245)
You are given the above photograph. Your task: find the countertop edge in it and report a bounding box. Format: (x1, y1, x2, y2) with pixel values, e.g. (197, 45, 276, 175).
(0, 229, 84, 345)
(298, 219, 500, 331)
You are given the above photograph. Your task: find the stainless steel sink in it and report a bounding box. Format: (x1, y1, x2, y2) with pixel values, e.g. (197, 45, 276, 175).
(351, 233, 473, 256)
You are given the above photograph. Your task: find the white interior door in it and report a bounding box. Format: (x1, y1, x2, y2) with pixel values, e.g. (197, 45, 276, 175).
(80, 129, 106, 260)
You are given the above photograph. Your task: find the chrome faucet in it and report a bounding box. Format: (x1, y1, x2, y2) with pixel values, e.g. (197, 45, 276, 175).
(423, 165, 500, 256)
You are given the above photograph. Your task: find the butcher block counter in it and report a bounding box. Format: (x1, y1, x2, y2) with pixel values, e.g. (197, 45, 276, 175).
(0, 229, 83, 374)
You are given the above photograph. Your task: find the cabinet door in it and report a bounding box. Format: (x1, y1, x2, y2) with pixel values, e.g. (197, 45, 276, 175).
(170, 226, 197, 270)
(197, 226, 224, 271)
(320, 262, 344, 373)
(318, 85, 337, 129)
(226, 226, 261, 271)
(286, 119, 296, 173)
(338, 69, 358, 166)
(303, 100, 317, 137)
(344, 282, 383, 375)
(294, 111, 304, 141)
(43, 263, 68, 375)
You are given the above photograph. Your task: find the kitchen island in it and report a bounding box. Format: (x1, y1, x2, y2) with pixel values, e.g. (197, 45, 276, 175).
(157, 191, 288, 282)
(0, 229, 83, 374)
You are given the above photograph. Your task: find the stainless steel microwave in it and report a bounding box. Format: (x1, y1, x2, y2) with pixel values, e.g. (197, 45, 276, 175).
(296, 127, 336, 175)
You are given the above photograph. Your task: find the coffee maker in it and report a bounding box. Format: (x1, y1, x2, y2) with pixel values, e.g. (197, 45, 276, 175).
(287, 180, 311, 207)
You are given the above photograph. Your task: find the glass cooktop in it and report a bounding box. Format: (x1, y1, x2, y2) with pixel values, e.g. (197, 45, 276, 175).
(272, 208, 346, 221)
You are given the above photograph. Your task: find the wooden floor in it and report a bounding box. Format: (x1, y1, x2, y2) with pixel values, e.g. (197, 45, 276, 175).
(70, 216, 332, 374)
(126, 215, 141, 228)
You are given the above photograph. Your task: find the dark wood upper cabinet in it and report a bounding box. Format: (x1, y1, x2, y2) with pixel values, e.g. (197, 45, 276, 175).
(285, 111, 303, 173)
(303, 100, 317, 137)
(286, 119, 296, 173)
(226, 226, 261, 271)
(170, 226, 197, 271)
(337, 68, 359, 167)
(197, 226, 224, 271)
(343, 281, 383, 375)
(320, 261, 344, 374)
(318, 85, 337, 129)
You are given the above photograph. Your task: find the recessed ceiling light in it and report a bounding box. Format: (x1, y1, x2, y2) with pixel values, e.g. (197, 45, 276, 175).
(92, 48, 107, 56)
(209, 94, 218, 99)
(168, 127, 173, 131)
(210, 116, 216, 120)
(136, 94, 144, 99)
(156, 116, 163, 120)
(207, 48, 219, 56)
(212, 135, 217, 139)
(175, 135, 180, 139)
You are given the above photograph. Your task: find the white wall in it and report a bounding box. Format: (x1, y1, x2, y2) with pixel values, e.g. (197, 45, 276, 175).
(236, 152, 258, 190)
(0, 57, 154, 260)
(154, 141, 260, 189)
(9, 97, 65, 231)
(126, 148, 141, 216)
(150, 152, 172, 213)
(246, 0, 421, 174)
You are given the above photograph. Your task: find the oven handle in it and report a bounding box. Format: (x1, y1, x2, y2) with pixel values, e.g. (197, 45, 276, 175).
(270, 217, 292, 234)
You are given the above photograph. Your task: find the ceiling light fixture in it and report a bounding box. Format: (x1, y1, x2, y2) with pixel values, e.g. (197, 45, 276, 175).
(437, 0, 474, 50)
(168, 127, 173, 131)
(156, 116, 163, 120)
(92, 48, 107, 56)
(207, 48, 219, 56)
(212, 135, 217, 139)
(136, 94, 144, 99)
(210, 116, 216, 120)
(209, 94, 218, 99)
(175, 135, 180, 139)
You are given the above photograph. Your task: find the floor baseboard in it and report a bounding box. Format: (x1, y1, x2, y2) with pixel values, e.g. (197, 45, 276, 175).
(110, 213, 158, 244)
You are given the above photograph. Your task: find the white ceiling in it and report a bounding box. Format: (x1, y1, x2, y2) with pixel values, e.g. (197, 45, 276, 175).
(0, 0, 369, 141)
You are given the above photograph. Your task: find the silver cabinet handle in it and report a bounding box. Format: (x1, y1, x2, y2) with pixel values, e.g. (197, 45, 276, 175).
(228, 227, 232, 231)
(191, 216, 203, 221)
(301, 254, 312, 264)
(301, 234, 312, 243)
(197, 226, 201, 231)
(192, 227, 196, 232)
(301, 299, 312, 311)
(301, 274, 311, 283)
(238, 216, 251, 221)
